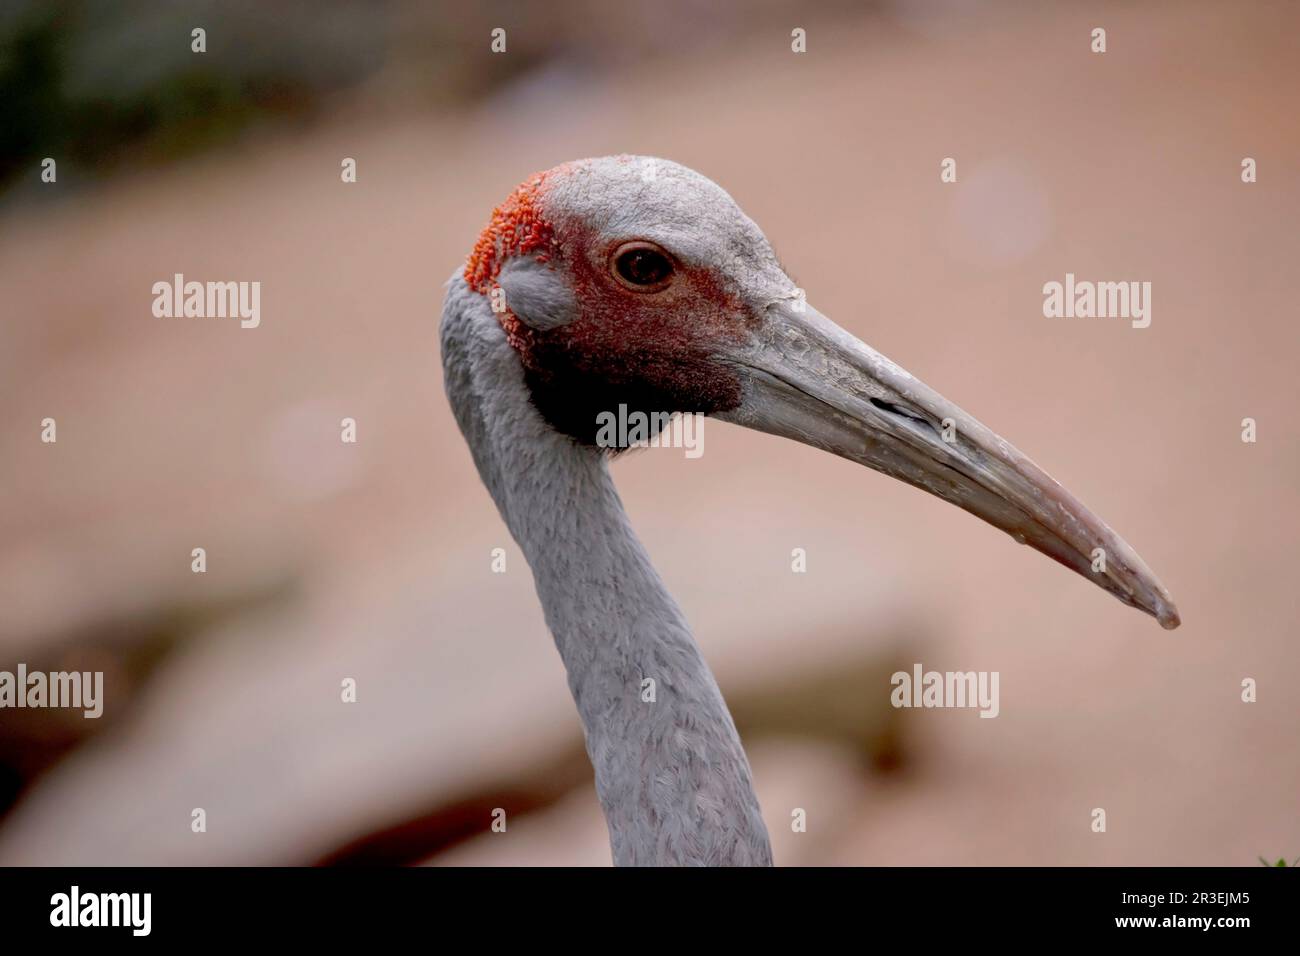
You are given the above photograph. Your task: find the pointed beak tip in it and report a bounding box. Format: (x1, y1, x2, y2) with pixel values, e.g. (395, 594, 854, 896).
(1154, 595, 1185, 632)
(739, 299, 1185, 635)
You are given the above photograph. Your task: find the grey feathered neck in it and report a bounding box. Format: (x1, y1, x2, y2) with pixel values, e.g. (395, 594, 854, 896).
(441, 274, 771, 866)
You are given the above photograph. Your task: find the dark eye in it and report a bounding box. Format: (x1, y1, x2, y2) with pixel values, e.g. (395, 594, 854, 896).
(612, 242, 674, 291)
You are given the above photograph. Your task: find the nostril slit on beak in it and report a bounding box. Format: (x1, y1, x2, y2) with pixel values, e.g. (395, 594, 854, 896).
(870, 396, 935, 431)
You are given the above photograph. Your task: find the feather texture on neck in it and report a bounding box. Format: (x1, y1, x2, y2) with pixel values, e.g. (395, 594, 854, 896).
(440, 274, 772, 866)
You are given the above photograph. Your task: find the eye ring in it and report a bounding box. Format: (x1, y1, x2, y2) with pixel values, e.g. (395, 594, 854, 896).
(610, 241, 676, 292)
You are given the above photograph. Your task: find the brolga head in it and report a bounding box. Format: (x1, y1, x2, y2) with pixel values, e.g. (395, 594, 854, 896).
(464, 155, 1180, 629)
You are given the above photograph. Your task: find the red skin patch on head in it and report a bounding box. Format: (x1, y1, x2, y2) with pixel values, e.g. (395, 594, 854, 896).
(519, 231, 750, 442)
(464, 165, 750, 443)
(464, 171, 559, 351)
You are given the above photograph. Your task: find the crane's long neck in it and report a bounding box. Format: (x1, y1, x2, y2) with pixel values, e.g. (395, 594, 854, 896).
(441, 279, 771, 866)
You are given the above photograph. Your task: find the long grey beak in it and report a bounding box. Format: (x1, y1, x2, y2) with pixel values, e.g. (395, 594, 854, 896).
(716, 300, 1180, 629)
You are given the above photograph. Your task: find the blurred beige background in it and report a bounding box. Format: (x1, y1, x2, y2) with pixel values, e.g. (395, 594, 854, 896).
(0, 0, 1296, 865)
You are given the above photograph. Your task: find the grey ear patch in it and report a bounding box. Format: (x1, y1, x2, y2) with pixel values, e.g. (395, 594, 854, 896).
(497, 257, 579, 331)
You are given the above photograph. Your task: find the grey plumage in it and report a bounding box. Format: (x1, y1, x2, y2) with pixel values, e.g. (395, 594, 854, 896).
(440, 155, 1178, 868)
(441, 274, 772, 866)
